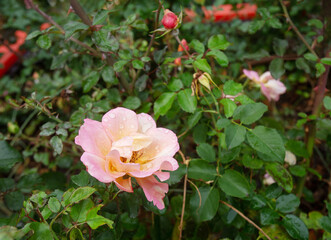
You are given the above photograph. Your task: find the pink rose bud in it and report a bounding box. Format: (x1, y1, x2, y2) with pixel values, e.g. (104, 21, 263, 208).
(178, 39, 189, 52)
(161, 9, 178, 29)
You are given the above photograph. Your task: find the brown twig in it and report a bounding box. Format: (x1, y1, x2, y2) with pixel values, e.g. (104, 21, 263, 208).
(27, 0, 100, 57)
(279, 0, 318, 58)
(69, 0, 93, 27)
(246, 55, 299, 67)
(178, 150, 189, 239)
(220, 200, 272, 240)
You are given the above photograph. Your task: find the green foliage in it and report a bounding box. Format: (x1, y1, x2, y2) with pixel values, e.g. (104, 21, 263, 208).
(0, 0, 329, 239)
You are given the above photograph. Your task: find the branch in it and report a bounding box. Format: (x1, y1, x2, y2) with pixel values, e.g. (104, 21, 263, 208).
(220, 200, 272, 240)
(279, 0, 318, 58)
(69, 0, 93, 27)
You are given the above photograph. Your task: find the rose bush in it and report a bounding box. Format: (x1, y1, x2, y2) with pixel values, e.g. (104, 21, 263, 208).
(75, 107, 179, 209)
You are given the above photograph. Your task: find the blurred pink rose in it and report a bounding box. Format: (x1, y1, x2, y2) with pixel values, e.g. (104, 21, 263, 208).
(243, 69, 286, 101)
(75, 107, 179, 209)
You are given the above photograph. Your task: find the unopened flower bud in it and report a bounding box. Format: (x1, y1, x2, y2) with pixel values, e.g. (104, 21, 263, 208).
(178, 39, 189, 52)
(162, 9, 179, 29)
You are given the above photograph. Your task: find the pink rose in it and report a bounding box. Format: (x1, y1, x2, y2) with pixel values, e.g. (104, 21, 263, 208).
(75, 107, 179, 209)
(243, 69, 286, 101)
(161, 9, 179, 29)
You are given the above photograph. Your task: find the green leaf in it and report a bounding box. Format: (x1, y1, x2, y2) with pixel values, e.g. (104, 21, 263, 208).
(70, 198, 94, 222)
(323, 96, 331, 110)
(123, 96, 141, 110)
(283, 214, 309, 240)
(246, 126, 285, 163)
(206, 50, 229, 67)
(321, 58, 331, 66)
(218, 169, 250, 198)
(114, 60, 129, 72)
(168, 78, 183, 92)
(29, 222, 54, 240)
(26, 30, 42, 40)
(248, 20, 265, 34)
(242, 154, 263, 169)
(220, 98, 237, 118)
(234, 95, 255, 105)
(224, 123, 246, 149)
(177, 89, 197, 113)
(190, 40, 205, 54)
(197, 143, 215, 162)
(36, 35, 51, 50)
(50, 136, 63, 155)
(320, 216, 331, 233)
(0, 141, 22, 171)
(233, 103, 268, 125)
(4, 191, 24, 211)
(48, 197, 61, 213)
(188, 111, 202, 129)
(260, 208, 280, 226)
(308, 19, 323, 29)
(296, 58, 311, 73)
(223, 80, 243, 96)
(220, 146, 241, 164)
(83, 71, 100, 93)
(269, 58, 285, 79)
(188, 159, 218, 181)
(207, 34, 230, 50)
(86, 205, 113, 229)
(64, 21, 89, 39)
(69, 228, 84, 240)
(190, 186, 220, 222)
(101, 66, 117, 84)
(268, 18, 282, 29)
(289, 165, 306, 177)
(193, 59, 211, 75)
(276, 194, 300, 213)
(132, 59, 144, 69)
(315, 62, 326, 77)
(153, 92, 176, 118)
(68, 187, 96, 205)
(303, 53, 318, 62)
(0, 178, 15, 192)
(71, 171, 90, 187)
(265, 162, 293, 192)
(273, 38, 288, 57)
(286, 140, 309, 158)
(93, 10, 110, 25)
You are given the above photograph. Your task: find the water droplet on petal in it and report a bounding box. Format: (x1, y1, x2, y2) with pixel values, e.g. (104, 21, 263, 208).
(120, 124, 124, 129)
(131, 124, 135, 128)
(109, 113, 116, 119)
(123, 117, 126, 121)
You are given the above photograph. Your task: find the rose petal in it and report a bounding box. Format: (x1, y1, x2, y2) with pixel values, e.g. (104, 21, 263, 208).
(260, 83, 272, 101)
(81, 152, 114, 183)
(243, 69, 260, 83)
(115, 177, 133, 192)
(129, 156, 178, 179)
(136, 176, 169, 209)
(154, 171, 170, 181)
(111, 136, 134, 159)
(263, 80, 286, 101)
(139, 128, 179, 161)
(137, 113, 156, 133)
(260, 71, 275, 83)
(102, 107, 139, 142)
(75, 119, 111, 157)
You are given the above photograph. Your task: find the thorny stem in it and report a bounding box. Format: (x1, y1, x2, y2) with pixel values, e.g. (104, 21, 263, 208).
(220, 200, 272, 240)
(178, 150, 188, 240)
(69, 0, 92, 26)
(131, 0, 163, 93)
(279, 0, 318, 58)
(27, 0, 100, 57)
